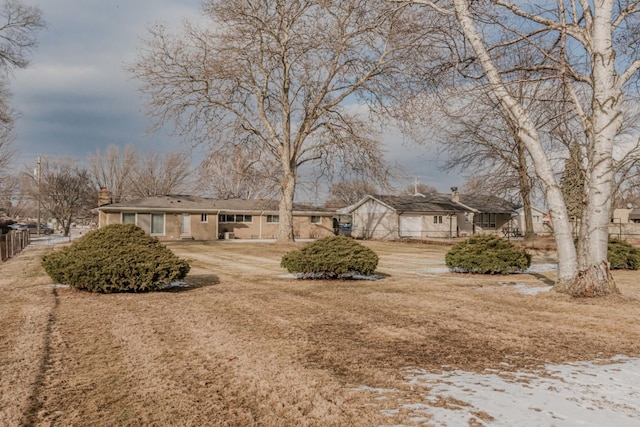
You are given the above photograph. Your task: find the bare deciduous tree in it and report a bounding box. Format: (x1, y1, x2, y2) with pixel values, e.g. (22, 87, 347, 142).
(0, 173, 27, 218)
(88, 144, 137, 203)
(129, 0, 439, 241)
(28, 158, 95, 236)
(0, 0, 44, 72)
(403, 0, 640, 296)
(325, 180, 379, 207)
(431, 82, 558, 241)
(129, 150, 192, 198)
(196, 142, 280, 200)
(0, 0, 44, 178)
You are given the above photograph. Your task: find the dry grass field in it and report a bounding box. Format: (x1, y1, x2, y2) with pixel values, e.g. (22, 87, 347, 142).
(1, 239, 640, 426)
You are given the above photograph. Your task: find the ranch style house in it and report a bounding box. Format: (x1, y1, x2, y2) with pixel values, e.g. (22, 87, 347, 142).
(342, 189, 520, 240)
(96, 192, 336, 241)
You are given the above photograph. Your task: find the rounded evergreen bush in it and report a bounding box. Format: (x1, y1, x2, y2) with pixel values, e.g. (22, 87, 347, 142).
(281, 235, 378, 279)
(445, 234, 531, 274)
(608, 238, 640, 270)
(41, 223, 190, 293)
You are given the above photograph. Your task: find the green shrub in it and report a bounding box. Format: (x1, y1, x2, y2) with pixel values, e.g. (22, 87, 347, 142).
(281, 235, 378, 279)
(445, 234, 531, 274)
(41, 223, 190, 293)
(608, 238, 640, 270)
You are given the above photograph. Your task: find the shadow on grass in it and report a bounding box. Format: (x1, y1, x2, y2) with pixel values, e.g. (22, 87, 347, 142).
(159, 274, 221, 293)
(530, 272, 555, 286)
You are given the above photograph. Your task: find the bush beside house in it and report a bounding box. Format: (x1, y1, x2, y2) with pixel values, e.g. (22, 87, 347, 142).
(281, 235, 378, 279)
(445, 234, 531, 274)
(42, 223, 190, 293)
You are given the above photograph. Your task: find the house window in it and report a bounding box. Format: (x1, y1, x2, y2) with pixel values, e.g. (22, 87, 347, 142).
(201, 213, 208, 222)
(266, 215, 279, 223)
(433, 215, 443, 224)
(218, 214, 252, 223)
(122, 213, 136, 224)
(151, 213, 164, 235)
(310, 215, 321, 224)
(474, 213, 496, 229)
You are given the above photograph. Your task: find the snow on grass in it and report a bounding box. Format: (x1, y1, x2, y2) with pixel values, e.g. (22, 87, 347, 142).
(386, 355, 640, 426)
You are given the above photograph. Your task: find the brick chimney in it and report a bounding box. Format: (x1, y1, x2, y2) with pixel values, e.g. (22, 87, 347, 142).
(451, 187, 459, 203)
(98, 187, 112, 206)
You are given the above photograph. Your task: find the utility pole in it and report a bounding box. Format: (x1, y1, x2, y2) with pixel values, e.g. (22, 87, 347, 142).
(36, 156, 41, 236)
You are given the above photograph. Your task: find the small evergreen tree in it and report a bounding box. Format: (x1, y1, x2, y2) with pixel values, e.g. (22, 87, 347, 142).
(281, 236, 378, 279)
(445, 234, 531, 274)
(608, 238, 640, 270)
(42, 224, 190, 292)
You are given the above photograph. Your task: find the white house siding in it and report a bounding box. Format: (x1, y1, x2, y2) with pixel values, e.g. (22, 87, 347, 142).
(400, 215, 421, 238)
(514, 207, 549, 235)
(456, 212, 474, 237)
(422, 214, 458, 238)
(351, 200, 399, 239)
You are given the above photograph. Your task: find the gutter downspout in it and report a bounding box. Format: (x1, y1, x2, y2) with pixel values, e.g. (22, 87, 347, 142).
(215, 210, 220, 240)
(259, 211, 264, 239)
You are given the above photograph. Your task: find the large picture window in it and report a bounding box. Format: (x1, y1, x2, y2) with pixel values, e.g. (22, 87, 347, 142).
(151, 213, 164, 234)
(473, 213, 496, 229)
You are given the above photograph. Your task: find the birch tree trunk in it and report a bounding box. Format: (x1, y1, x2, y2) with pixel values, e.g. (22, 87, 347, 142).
(562, 2, 621, 295)
(451, 0, 579, 284)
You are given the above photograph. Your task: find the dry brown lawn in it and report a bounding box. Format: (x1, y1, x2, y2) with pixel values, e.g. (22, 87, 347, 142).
(1, 239, 640, 426)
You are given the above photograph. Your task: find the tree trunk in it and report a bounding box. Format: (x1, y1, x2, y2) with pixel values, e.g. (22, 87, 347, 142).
(554, 261, 618, 297)
(516, 139, 535, 241)
(277, 171, 296, 242)
(565, 1, 620, 296)
(451, 0, 578, 283)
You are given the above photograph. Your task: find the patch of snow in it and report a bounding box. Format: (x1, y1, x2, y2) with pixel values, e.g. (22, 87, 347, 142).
(391, 355, 640, 426)
(159, 281, 190, 289)
(509, 283, 552, 295)
(420, 263, 558, 275)
(418, 267, 451, 274)
(525, 263, 558, 273)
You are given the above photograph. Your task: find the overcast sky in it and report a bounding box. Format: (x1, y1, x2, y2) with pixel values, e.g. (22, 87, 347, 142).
(11, 0, 460, 198)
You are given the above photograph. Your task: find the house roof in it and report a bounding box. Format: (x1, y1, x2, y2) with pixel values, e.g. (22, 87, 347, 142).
(458, 194, 520, 214)
(372, 194, 471, 213)
(340, 193, 520, 215)
(629, 208, 640, 220)
(97, 195, 334, 216)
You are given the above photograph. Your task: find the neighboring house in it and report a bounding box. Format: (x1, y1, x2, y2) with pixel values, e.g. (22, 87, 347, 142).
(96, 194, 335, 241)
(512, 206, 550, 235)
(342, 189, 520, 240)
(610, 207, 640, 238)
(611, 207, 640, 224)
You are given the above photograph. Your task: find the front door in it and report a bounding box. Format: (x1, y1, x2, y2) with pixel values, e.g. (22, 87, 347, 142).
(181, 213, 190, 235)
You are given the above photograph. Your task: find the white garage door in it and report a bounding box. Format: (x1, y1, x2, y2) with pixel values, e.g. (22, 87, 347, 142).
(399, 215, 422, 238)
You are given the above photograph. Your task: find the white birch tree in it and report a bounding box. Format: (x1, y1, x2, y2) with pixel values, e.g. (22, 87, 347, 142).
(401, 0, 640, 296)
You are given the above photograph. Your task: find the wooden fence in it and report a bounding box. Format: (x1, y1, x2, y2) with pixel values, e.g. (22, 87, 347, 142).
(0, 230, 30, 262)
